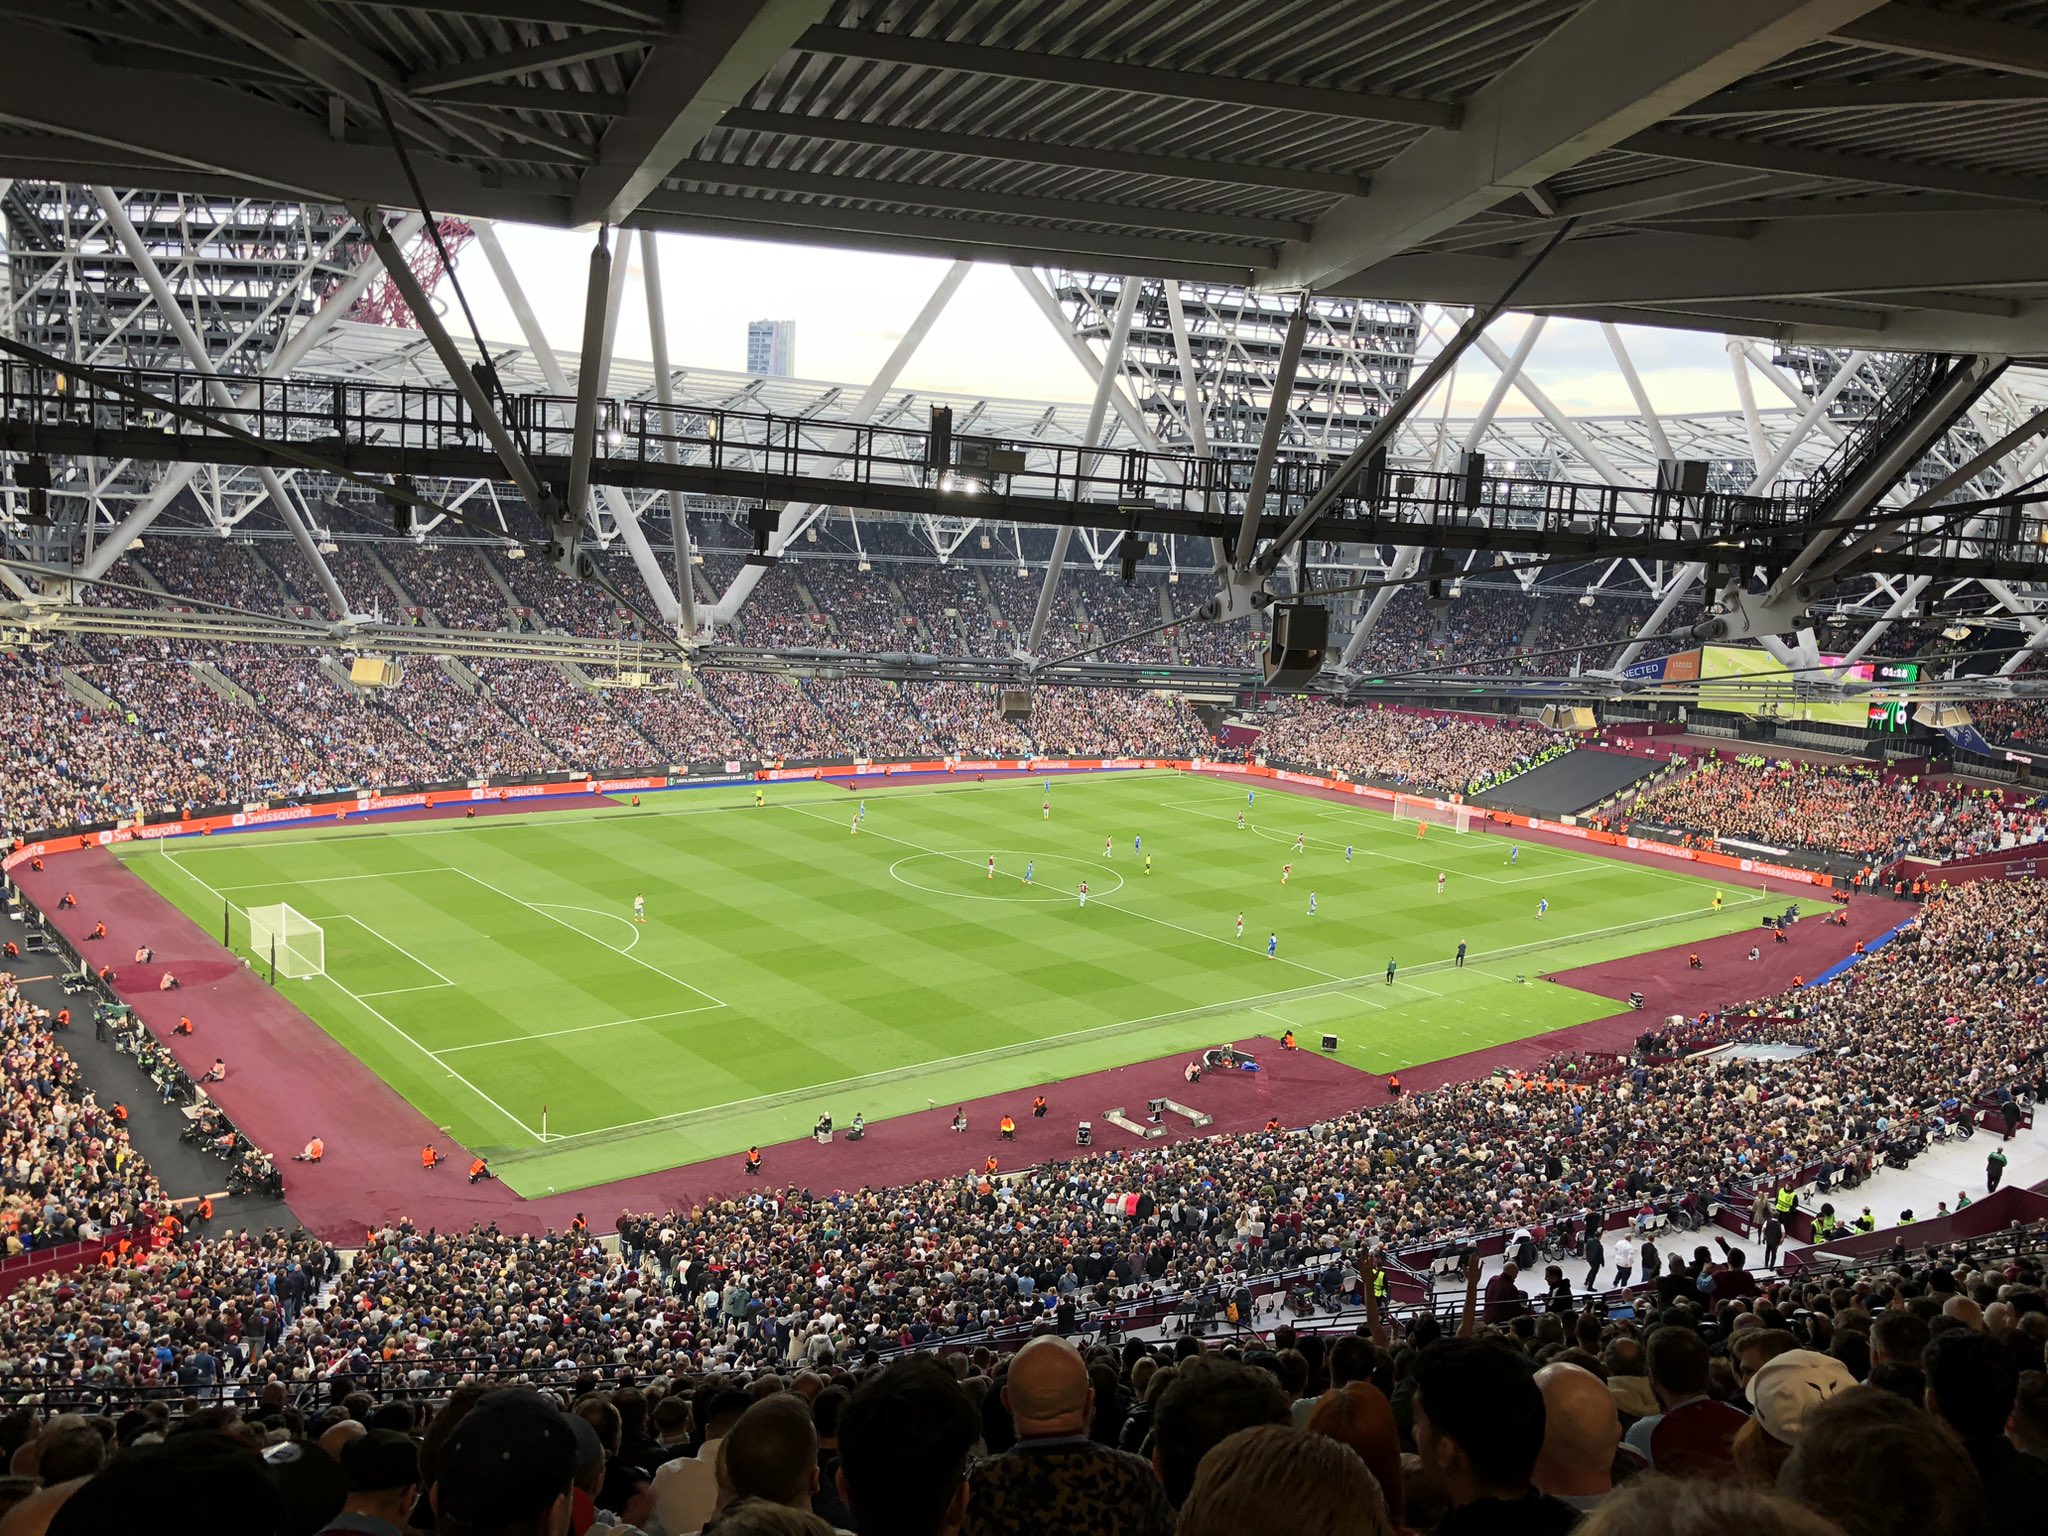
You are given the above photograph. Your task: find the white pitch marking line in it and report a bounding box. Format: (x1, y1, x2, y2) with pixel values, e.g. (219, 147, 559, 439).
(782, 803, 1348, 984)
(530, 902, 643, 954)
(444, 866, 724, 1009)
(434, 1002, 725, 1055)
(210, 869, 448, 889)
(157, 852, 541, 1142)
(326, 913, 455, 987)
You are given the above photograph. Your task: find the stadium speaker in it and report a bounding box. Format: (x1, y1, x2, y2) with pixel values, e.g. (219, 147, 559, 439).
(1458, 450, 1486, 508)
(1263, 603, 1328, 688)
(1000, 688, 1032, 722)
(1913, 702, 1973, 729)
(348, 656, 403, 689)
(1076, 1121, 1091, 1147)
(1320, 1034, 1338, 1053)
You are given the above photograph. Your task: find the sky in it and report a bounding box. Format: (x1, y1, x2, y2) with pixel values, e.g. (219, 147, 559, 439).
(450, 222, 1756, 421)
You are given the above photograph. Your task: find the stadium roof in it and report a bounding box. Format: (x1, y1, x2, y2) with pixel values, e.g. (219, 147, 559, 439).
(8, 2, 2048, 349)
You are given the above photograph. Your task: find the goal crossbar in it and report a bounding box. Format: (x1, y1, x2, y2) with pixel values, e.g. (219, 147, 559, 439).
(1389, 794, 1475, 833)
(247, 903, 325, 979)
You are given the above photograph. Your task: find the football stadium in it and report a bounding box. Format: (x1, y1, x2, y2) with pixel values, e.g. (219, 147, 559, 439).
(2, 5, 2048, 1533)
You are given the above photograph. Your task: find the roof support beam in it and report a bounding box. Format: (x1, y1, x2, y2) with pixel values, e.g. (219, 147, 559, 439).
(1028, 279, 1141, 658)
(572, 0, 832, 226)
(91, 184, 353, 620)
(0, 30, 568, 220)
(1765, 354, 2008, 604)
(710, 261, 969, 628)
(1829, 5, 2048, 79)
(638, 228, 698, 639)
(668, 163, 1307, 241)
(407, 33, 645, 94)
(473, 220, 681, 627)
(708, 109, 1368, 196)
(1229, 296, 1310, 573)
(791, 26, 1458, 128)
(74, 209, 424, 584)
(1618, 127, 2048, 203)
(1678, 74, 2048, 115)
(1268, 0, 1883, 290)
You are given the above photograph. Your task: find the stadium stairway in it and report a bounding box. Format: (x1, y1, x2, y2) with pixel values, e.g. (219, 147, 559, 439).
(1472, 747, 1662, 817)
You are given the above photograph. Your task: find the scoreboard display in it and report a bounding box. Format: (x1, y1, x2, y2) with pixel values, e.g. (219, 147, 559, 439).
(1866, 660, 1919, 732)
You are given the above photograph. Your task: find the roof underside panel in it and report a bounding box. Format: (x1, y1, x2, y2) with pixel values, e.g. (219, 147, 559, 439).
(3, 2, 2048, 346)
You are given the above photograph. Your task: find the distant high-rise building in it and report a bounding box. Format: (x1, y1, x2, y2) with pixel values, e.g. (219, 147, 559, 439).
(747, 318, 794, 377)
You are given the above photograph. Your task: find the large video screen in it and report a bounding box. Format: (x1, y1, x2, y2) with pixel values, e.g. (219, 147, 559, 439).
(1697, 647, 1917, 728)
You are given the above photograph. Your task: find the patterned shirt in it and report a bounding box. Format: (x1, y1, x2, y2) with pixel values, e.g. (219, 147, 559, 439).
(964, 1434, 1174, 1536)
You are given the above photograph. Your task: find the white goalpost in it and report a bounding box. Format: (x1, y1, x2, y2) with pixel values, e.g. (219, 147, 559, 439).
(1389, 794, 1477, 834)
(247, 903, 325, 979)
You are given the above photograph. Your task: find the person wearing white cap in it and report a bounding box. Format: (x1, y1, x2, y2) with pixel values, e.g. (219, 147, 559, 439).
(1746, 1349, 1859, 1447)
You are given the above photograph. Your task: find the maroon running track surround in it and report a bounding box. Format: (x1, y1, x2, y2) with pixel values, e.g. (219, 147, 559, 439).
(14, 782, 1900, 1241)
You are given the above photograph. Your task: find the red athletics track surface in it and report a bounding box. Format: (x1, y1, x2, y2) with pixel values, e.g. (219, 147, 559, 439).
(14, 777, 1896, 1240)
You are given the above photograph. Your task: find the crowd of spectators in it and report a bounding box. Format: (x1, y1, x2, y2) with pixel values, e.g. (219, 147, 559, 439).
(371, 662, 561, 779)
(1625, 758, 2016, 862)
(218, 650, 455, 789)
(1260, 703, 1567, 796)
(1, 978, 167, 1263)
(1082, 575, 1179, 665)
(903, 684, 1033, 758)
(1970, 698, 2048, 752)
(800, 563, 917, 654)
(805, 680, 935, 761)
(380, 545, 515, 632)
(888, 563, 998, 656)
(5, 864, 2048, 1532)
(469, 661, 659, 769)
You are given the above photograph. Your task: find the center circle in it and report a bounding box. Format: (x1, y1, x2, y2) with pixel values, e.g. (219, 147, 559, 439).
(887, 851, 1127, 903)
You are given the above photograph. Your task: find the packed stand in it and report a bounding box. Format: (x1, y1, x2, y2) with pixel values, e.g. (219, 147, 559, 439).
(1530, 600, 1625, 676)
(1082, 574, 1179, 665)
(891, 562, 1009, 657)
(1345, 589, 1440, 679)
(904, 683, 1033, 757)
(212, 650, 457, 788)
(1, 978, 168, 1260)
(470, 660, 657, 768)
(4, 871, 2048, 1535)
(699, 673, 847, 761)
(369, 663, 562, 779)
(804, 680, 934, 760)
(1438, 589, 1538, 676)
(1625, 757, 2012, 861)
(980, 569, 1088, 656)
(801, 562, 917, 653)
(1260, 702, 1567, 796)
(1971, 698, 2048, 752)
(379, 544, 515, 631)
(135, 540, 292, 618)
(612, 685, 754, 765)
(496, 549, 644, 639)
(704, 557, 819, 650)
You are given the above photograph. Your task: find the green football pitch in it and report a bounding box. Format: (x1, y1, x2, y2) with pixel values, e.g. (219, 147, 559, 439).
(119, 769, 1765, 1195)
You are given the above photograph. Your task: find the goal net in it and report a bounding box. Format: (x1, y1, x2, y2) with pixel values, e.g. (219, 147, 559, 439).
(247, 904, 324, 979)
(1389, 794, 1476, 834)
